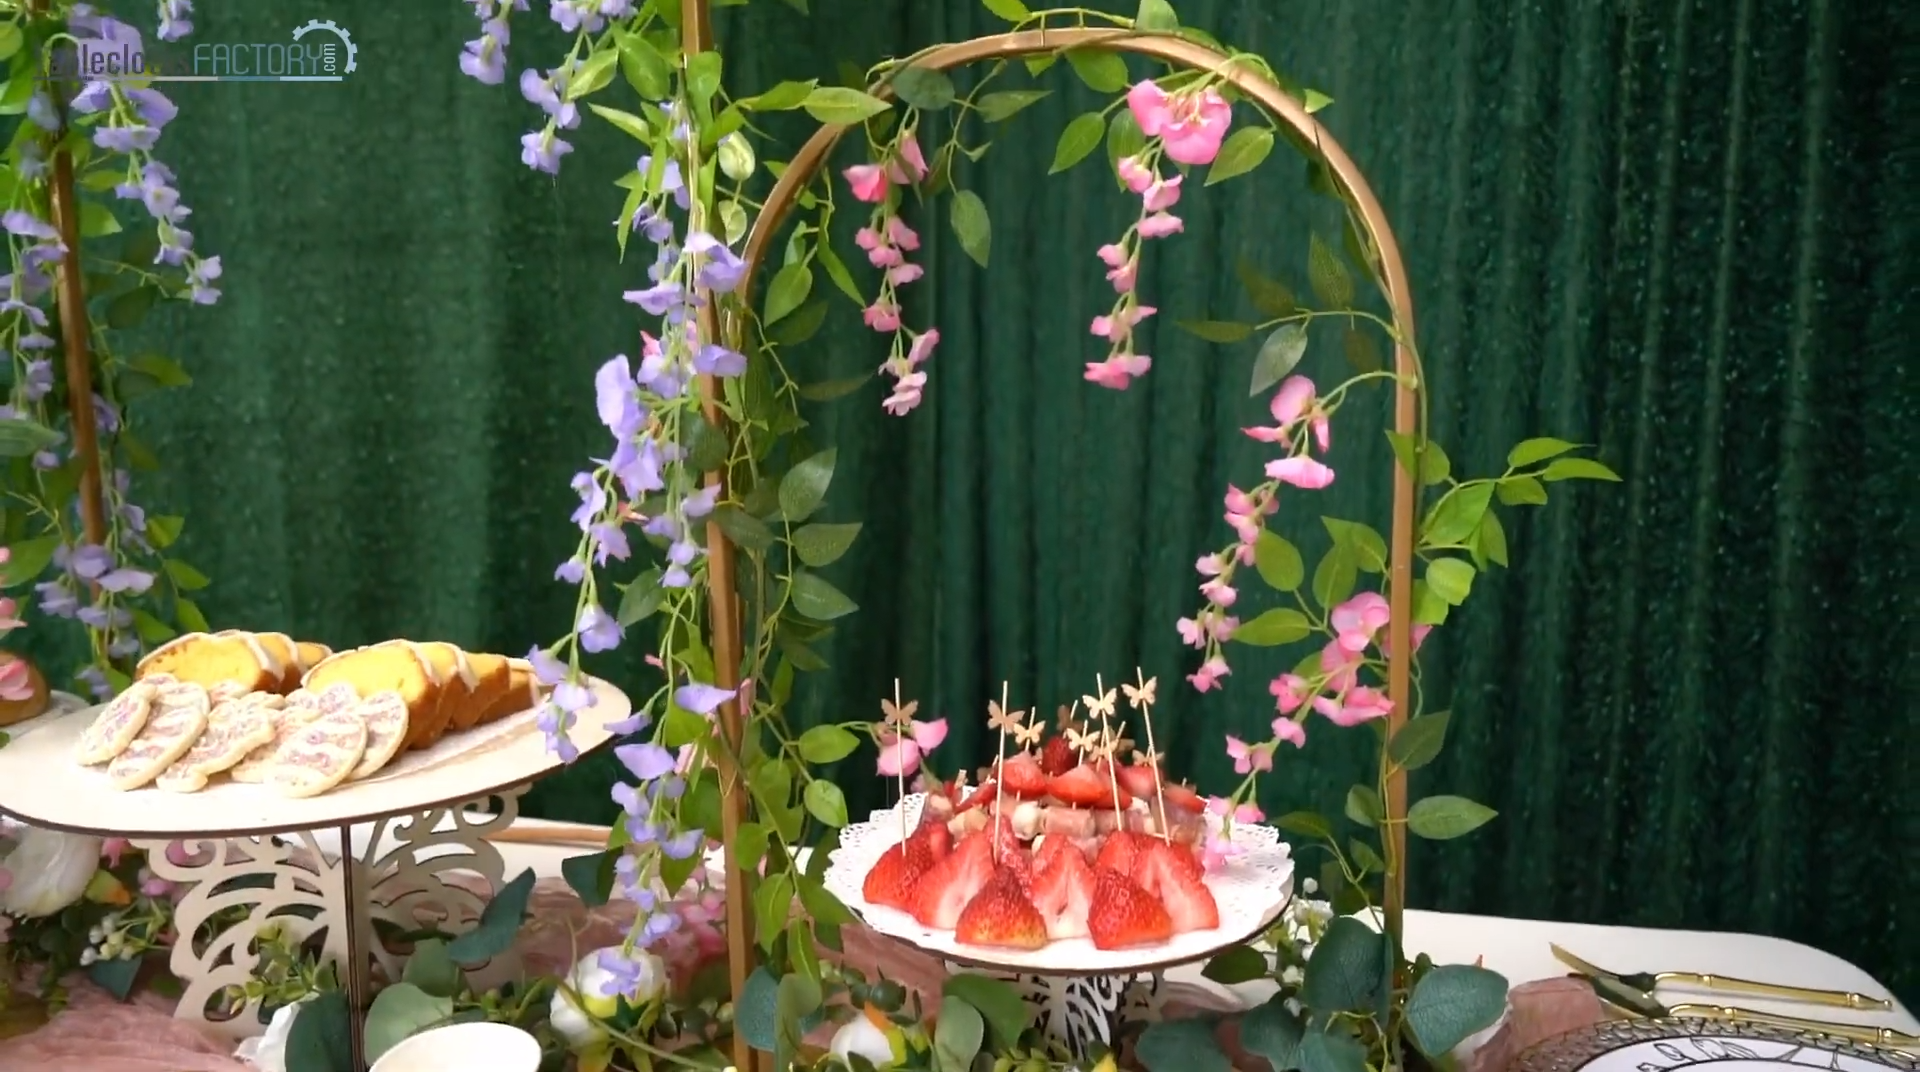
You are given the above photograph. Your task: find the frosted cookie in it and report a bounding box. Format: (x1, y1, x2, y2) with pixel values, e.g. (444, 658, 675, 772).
(208, 680, 253, 706)
(107, 683, 211, 790)
(155, 694, 279, 793)
(266, 707, 368, 799)
(229, 684, 354, 783)
(74, 675, 168, 765)
(346, 691, 412, 781)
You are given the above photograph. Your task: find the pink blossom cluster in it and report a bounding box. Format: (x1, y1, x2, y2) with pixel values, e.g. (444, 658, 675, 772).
(875, 711, 948, 778)
(654, 886, 729, 991)
(0, 546, 31, 702)
(844, 133, 941, 415)
(1084, 80, 1233, 390)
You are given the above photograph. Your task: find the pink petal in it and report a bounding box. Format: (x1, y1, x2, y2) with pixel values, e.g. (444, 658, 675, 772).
(910, 717, 949, 752)
(1271, 716, 1306, 748)
(1126, 80, 1172, 136)
(844, 164, 889, 203)
(1265, 455, 1336, 489)
(1270, 375, 1317, 425)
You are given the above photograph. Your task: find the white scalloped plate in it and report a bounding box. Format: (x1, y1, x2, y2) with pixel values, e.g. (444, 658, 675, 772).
(824, 792, 1294, 975)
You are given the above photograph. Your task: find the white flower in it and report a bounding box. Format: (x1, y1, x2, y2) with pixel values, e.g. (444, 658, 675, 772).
(829, 1014, 896, 1069)
(549, 948, 666, 1050)
(235, 995, 315, 1071)
(0, 827, 102, 917)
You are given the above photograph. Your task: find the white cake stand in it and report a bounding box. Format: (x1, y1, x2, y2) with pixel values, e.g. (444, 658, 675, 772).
(824, 793, 1294, 1057)
(0, 677, 631, 1072)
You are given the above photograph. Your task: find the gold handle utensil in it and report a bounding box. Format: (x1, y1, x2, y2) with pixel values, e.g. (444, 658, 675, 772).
(1551, 943, 1893, 1012)
(1665, 1003, 1919, 1050)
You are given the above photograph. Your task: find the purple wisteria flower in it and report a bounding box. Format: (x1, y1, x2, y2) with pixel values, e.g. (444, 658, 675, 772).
(518, 67, 579, 129)
(460, 18, 510, 85)
(548, 0, 634, 34)
(156, 0, 194, 42)
(519, 129, 572, 174)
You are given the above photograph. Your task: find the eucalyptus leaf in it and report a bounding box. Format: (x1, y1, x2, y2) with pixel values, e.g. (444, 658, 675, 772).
(1250, 323, 1308, 395)
(283, 991, 354, 1072)
(445, 868, 535, 964)
(1404, 964, 1510, 1057)
(1138, 1018, 1230, 1072)
(401, 939, 463, 999)
(1200, 943, 1269, 984)
(941, 974, 1029, 1051)
(932, 995, 985, 1072)
(1239, 995, 1305, 1071)
(1301, 916, 1387, 1011)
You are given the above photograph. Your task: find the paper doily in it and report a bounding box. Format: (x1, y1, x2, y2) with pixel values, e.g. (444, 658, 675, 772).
(824, 793, 1293, 975)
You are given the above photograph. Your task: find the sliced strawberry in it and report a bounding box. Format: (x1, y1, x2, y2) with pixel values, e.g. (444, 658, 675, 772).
(1133, 838, 1218, 933)
(862, 838, 933, 910)
(1161, 782, 1206, 813)
(1039, 735, 1078, 777)
(909, 832, 995, 930)
(912, 816, 953, 863)
(1086, 866, 1173, 950)
(1032, 834, 1076, 875)
(955, 868, 1050, 950)
(1115, 764, 1160, 800)
(1094, 829, 1146, 875)
(955, 780, 998, 813)
(999, 753, 1050, 798)
(1031, 843, 1097, 940)
(1048, 765, 1133, 809)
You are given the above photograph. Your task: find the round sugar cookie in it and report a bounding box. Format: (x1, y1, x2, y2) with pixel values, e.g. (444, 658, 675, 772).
(266, 707, 368, 799)
(74, 675, 168, 766)
(107, 683, 212, 791)
(155, 694, 280, 793)
(346, 690, 412, 782)
(230, 684, 356, 783)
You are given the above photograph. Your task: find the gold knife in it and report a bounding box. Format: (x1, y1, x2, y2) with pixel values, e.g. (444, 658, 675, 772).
(1576, 970, 1918, 1051)
(1551, 942, 1893, 1011)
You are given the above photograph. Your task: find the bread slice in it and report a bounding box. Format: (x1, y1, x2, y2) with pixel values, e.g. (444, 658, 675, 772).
(301, 641, 442, 747)
(473, 657, 540, 726)
(137, 632, 279, 693)
(414, 643, 482, 748)
(438, 649, 514, 733)
(295, 642, 333, 675)
(228, 631, 302, 692)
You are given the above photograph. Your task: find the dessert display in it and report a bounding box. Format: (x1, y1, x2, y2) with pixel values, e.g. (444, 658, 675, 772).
(68, 631, 546, 798)
(852, 675, 1257, 954)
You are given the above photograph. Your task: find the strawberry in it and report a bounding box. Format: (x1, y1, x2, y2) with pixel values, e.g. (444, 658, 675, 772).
(909, 832, 996, 930)
(954, 780, 998, 813)
(955, 867, 1050, 950)
(1032, 834, 1076, 875)
(1048, 765, 1133, 809)
(1094, 829, 1146, 875)
(999, 753, 1050, 798)
(912, 815, 953, 863)
(1161, 782, 1206, 814)
(1133, 838, 1219, 933)
(1039, 735, 1078, 776)
(1115, 763, 1160, 800)
(1086, 866, 1174, 950)
(1115, 763, 1207, 814)
(862, 838, 933, 910)
(1031, 841, 1097, 939)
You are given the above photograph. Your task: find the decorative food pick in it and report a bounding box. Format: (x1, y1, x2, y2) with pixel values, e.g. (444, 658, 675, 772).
(883, 679, 917, 841)
(1012, 718, 1043, 751)
(1065, 720, 1100, 761)
(1125, 667, 1171, 841)
(1054, 703, 1077, 734)
(1084, 674, 1128, 814)
(986, 682, 1025, 856)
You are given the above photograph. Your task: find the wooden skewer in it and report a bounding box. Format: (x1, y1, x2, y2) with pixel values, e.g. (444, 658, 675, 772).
(990, 681, 1010, 858)
(1131, 667, 1171, 843)
(1092, 673, 1126, 815)
(892, 677, 908, 845)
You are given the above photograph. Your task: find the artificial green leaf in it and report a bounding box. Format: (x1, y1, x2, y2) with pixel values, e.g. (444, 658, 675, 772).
(1133, 0, 1180, 31)
(763, 263, 813, 326)
(0, 419, 60, 458)
(1344, 327, 1383, 373)
(1235, 256, 1296, 317)
(131, 609, 176, 645)
(1344, 784, 1382, 827)
(619, 34, 672, 98)
(941, 974, 1028, 1051)
(121, 430, 160, 471)
(932, 995, 985, 1072)
(175, 597, 210, 634)
(1349, 837, 1387, 875)
(686, 416, 731, 472)
(120, 225, 160, 269)
(948, 189, 992, 268)
(775, 971, 823, 1067)
(746, 79, 815, 111)
(1106, 109, 1146, 170)
(1385, 431, 1418, 480)
(713, 505, 775, 553)
(560, 850, 616, 908)
(798, 373, 871, 402)
(890, 65, 956, 110)
(1137, 1019, 1230, 1072)
(980, 0, 1032, 22)
(1250, 323, 1308, 395)
(735, 967, 779, 1051)
(0, 24, 22, 63)
(1233, 607, 1312, 647)
(976, 89, 1049, 122)
(617, 568, 664, 626)
(1307, 231, 1354, 309)
(1422, 482, 1495, 548)
(1422, 442, 1457, 485)
(401, 939, 463, 999)
(1274, 810, 1333, 840)
(283, 991, 354, 1072)
(1299, 1023, 1370, 1072)
(586, 103, 650, 141)
(1388, 711, 1450, 771)
(779, 449, 837, 521)
(1507, 437, 1578, 468)
(162, 559, 210, 590)
(771, 300, 828, 348)
(1238, 995, 1306, 1072)
(1404, 964, 1511, 1057)
(684, 50, 724, 106)
(753, 873, 794, 953)
(1065, 48, 1129, 93)
(1323, 517, 1389, 572)
(733, 822, 771, 874)
(1205, 127, 1273, 185)
(79, 200, 121, 237)
(1254, 530, 1304, 590)
(803, 780, 849, 827)
(1475, 509, 1509, 568)
(1179, 319, 1255, 343)
(1425, 557, 1476, 605)
(1412, 580, 1450, 626)
(446, 868, 535, 964)
(803, 86, 892, 125)
(1201, 944, 1269, 984)
(796, 724, 860, 764)
(789, 571, 857, 620)
(565, 48, 619, 101)
(815, 240, 864, 305)
(86, 956, 140, 1000)
(1496, 475, 1549, 506)
(1050, 112, 1106, 173)
(106, 285, 158, 329)
(128, 353, 191, 387)
(1303, 88, 1335, 113)
(1311, 544, 1358, 610)
(792, 521, 861, 567)
(1541, 457, 1621, 482)
(1301, 916, 1387, 1011)
(1407, 795, 1498, 840)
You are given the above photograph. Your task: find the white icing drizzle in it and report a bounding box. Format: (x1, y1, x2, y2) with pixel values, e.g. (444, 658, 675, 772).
(450, 647, 478, 689)
(215, 629, 284, 677)
(401, 641, 445, 685)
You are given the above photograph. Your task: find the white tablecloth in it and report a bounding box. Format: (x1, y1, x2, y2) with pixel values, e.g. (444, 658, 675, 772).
(316, 818, 1919, 1036)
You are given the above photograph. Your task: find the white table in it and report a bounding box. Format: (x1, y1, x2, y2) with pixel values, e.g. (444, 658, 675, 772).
(315, 818, 1919, 1038)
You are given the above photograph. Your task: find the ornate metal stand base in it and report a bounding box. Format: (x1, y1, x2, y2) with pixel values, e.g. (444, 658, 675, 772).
(942, 960, 1169, 1057)
(134, 786, 527, 1054)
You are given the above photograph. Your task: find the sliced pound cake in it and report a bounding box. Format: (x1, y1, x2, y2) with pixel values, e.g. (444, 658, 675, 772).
(300, 640, 442, 748)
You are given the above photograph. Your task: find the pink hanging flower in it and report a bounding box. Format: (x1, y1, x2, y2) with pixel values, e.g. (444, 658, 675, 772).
(1127, 81, 1234, 166)
(1137, 212, 1184, 239)
(1269, 673, 1311, 713)
(1320, 641, 1362, 694)
(1314, 685, 1393, 727)
(844, 163, 889, 203)
(1084, 353, 1151, 390)
(1271, 715, 1306, 748)
(876, 715, 949, 777)
(1188, 656, 1230, 692)
(887, 134, 929, 184)
(882, 371, 927, 416)
(1199, 577, 1237, 608)
(1224, 735, 1272, 775)
(1116, 155, 1155, 193)
(1266, 455, 1336, 489)
(1090, 304, 1156, 343)
(1331, 591, 1391, 653)
(1141, 175, 1182, 212)
(863, 299, 902, 332)
(0, 595, 23, 631)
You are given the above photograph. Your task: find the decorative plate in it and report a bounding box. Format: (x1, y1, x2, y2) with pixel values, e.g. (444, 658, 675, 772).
(823, 792, 1294, 976)
(1512, 1019, 1919, 1072)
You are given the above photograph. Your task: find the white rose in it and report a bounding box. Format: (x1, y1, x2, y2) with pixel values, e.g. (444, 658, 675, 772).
(549, 948, 665, 1049)
(0, 827, 102, 917)
(828, 1015, 895, 1069)
(234, 995, 315, 1071)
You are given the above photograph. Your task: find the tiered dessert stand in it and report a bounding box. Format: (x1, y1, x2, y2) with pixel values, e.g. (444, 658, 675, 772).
(0, 676, 631, 1072)
(823, 793, 1295, 1056)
